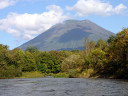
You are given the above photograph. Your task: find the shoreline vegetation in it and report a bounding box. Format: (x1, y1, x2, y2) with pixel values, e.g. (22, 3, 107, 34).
(18, 71, 69, 79)
(0, 28, 128, 79)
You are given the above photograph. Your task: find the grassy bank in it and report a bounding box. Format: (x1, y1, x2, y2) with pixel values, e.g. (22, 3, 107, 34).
(19, 70, 96, 79)
(17, 71, 69, 78)
(19, 71, 44, 78)
(3, 70, 112, 79)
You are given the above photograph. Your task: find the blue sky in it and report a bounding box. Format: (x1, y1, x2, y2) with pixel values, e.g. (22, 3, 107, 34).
(0, 0, 128, 50)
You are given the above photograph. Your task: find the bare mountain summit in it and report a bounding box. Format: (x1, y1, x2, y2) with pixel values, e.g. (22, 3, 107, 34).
(19, 20, 115, 51)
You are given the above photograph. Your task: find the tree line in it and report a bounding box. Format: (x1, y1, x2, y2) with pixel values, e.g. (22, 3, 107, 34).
(0, 28, 128, 79)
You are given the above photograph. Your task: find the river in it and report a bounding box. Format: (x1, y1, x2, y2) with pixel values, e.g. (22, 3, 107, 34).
(0, 78, 128, 96)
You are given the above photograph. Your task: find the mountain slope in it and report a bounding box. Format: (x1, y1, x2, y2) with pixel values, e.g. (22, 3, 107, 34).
(19, 20, 115, 51)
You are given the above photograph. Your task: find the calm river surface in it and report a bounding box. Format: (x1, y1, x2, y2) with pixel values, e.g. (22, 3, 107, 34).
(0, 78, 128, 96)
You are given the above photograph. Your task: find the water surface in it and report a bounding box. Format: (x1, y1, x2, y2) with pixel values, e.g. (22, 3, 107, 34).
(0, 78, 128, 96)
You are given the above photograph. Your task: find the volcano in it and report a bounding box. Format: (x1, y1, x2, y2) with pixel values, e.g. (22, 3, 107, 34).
(19, 20, 115, 51)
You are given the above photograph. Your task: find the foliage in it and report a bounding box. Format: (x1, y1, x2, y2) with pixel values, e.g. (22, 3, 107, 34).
(96, 39, 108, 51)
(22, 51, 37, 72)
(0, 28, 128, 79)
(8, 48, 25, 68)
(25, 46, 38, 53)
(68, 69, 79, 78)
(0, 65, 22, 79)
(85, 48, 106, 72)
(103, 28, 128, 78)
(61, 54, 85, 72)
(79, 68, 94, 78)
(107, 35, 116, 43)
(84, 37, 96, 56)
(36, 51, 61, 73)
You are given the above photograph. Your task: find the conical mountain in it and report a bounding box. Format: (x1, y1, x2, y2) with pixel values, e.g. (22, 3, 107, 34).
(19, 20, 115, 51)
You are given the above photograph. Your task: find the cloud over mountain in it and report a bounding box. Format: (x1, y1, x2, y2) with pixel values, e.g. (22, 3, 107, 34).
(0, 5, 68, 40)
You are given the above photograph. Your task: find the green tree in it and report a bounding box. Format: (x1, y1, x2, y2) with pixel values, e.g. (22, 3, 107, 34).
(85, 37, 96, 56)
(107, 35, 116, 43)
(25, 46, 38, 53)
(0, 44, 8, 68)
(96, 39, 108, 51)
(0, 45, 22, 78)
(61, 54, 85, 72)
(85, 48, 106, 72)
(8, 48, 25, 68)
(22, 51, 36, 72)
(37, 52, 61, 73)
(105, 28, 128, 78)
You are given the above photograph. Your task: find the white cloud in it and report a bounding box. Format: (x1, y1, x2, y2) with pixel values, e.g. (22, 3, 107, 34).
(66, 0, 127, 16)
(0, 0, 16, 9)
(114, 4, 127, 14)
(0, 5, 68, 40)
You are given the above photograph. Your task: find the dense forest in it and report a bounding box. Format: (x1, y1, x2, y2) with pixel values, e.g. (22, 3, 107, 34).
(0, 28, 128, 79)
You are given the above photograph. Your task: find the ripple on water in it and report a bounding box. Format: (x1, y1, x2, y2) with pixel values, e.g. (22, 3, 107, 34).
(0, 78, 128, 96)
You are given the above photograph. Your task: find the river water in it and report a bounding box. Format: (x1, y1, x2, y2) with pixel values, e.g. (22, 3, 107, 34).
(0, 78, 128, 96)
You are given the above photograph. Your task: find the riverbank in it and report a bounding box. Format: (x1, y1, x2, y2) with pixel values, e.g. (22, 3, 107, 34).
(16, 70, 106, 79)
(2, 70, 114, 79)
(0, 70, 118, 79)
(16, 71, 69, 79)
(17, 70, 93, 79)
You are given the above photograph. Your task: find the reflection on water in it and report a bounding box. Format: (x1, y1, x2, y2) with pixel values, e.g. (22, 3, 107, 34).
(0, 78, 128, 96)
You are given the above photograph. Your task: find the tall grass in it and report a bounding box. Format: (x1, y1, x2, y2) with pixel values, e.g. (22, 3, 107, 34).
(20, 71, 44, 78)
(20, 72, 69, 78)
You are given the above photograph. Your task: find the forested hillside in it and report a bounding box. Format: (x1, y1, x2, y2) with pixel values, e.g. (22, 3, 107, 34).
(0, 28, 128, 79)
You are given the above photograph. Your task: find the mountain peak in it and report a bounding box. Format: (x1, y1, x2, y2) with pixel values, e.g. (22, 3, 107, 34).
(64, 19, 79, 23)
(64, 19, 91, 24)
